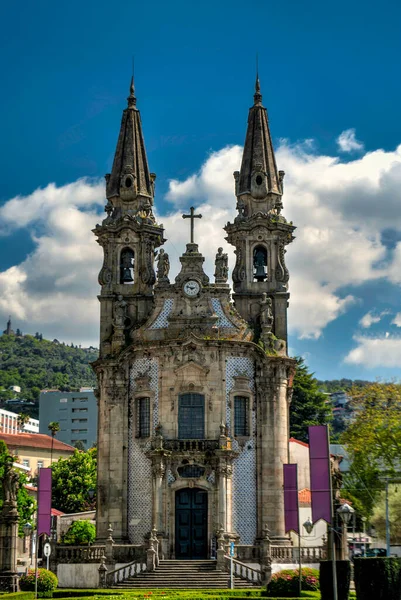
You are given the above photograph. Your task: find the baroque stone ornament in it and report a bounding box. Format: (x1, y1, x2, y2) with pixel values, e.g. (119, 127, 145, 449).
(275, 241, 289, 285)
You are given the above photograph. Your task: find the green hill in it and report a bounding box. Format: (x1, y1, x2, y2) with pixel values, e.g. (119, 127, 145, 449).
(0, 333, 98, 418)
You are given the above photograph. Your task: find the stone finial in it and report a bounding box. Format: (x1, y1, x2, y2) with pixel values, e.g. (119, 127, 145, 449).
(127, 75, 137, 108)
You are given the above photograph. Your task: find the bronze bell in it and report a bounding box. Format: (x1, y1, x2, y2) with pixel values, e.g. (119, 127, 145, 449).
(254, 264, 267, 282)
(121, 267, 134, 283)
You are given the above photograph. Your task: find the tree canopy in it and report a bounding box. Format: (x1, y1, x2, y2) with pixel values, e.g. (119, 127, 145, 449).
(0, 333, 98, 414)
(290, 357, 332, 443)
(0, 440, 36, 535)
(63, 520, 96, 545)
(341, 382, 401, 518)
(51, 448, 97, 513)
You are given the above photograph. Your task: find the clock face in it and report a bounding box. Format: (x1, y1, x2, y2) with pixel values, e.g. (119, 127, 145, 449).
(183, 280, 200, 297)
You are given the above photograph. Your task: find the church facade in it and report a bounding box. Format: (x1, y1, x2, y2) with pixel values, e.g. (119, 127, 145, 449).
(92, 76, 296, 560)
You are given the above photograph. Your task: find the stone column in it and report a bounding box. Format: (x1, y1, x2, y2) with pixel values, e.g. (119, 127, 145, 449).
(258, 361, 291, 543)
(0, 494, 19, 592)
(217, 464, 228, 532)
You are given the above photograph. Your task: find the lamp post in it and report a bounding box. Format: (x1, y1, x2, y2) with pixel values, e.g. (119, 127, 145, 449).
(298, 517, 314, 597)
(23, 523, 33, 570)
(337, 503, 354, 561)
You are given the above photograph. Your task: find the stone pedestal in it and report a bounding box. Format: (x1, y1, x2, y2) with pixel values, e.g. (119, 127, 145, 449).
(0, 502, 19, 592)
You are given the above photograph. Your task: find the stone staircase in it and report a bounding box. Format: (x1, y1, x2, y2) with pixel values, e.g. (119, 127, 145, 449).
(112, 559, 259, 589)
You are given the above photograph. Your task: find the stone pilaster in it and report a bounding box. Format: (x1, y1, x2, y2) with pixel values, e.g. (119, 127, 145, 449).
(0, 502, 19, 592)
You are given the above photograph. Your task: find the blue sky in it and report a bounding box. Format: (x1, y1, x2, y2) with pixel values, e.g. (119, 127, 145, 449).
(1, 0, 401, 380)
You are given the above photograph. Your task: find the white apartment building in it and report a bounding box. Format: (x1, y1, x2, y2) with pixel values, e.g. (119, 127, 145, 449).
(0, 409, 39, 434)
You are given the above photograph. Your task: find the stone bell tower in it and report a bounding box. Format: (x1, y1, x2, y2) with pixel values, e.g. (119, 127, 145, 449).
(93, 77, 165, 358)
(225, 77, 295, 345)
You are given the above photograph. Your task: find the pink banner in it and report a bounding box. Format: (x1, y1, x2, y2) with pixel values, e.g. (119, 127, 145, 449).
(284, 464, 299, 533)
(308, 425, 332, 524)
(37, 468, 52, 537)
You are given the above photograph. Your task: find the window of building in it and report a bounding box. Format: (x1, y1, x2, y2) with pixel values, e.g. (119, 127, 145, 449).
(22, 459, 30, 468)
(234, 396, 249, 436)
(177, 464, 205, 478)
(136, 397, 150, 438)
(178, 394, 205, 439)
(59, 407, 67, 411)
(72, 408, 88, 413)
(71, 418, 87, 423)
(71, 428, 88, 433)
(59, 398, 68, 403)
(37, 461, 44, 469)
(72, 397, 88, 403)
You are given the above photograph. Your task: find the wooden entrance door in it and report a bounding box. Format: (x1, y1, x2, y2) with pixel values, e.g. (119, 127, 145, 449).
(175, 488, 208, 559)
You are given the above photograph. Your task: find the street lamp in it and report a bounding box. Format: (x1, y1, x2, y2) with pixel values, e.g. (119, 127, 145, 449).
(337, 503, 355, 526)
(303, 517, 313, 535)
(337, 503, 355, 560)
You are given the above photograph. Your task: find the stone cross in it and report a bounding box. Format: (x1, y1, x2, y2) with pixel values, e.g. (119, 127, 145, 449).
(182, 206, 202, 244)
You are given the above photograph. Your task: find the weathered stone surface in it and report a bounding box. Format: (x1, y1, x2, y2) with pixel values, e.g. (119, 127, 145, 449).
(93, 78, 296, 554)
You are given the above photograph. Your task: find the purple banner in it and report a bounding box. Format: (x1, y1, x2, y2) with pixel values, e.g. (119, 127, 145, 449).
(37, 468, 52, 537)
(284, 464, 299, 533)
(309, 425, 332, 524)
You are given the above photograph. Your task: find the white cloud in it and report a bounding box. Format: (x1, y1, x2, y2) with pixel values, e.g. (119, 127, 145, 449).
(392, 313, 401, 327)
(359, 310, 390, 328)
(0, 180, 104, 346)
(1, 134, 401, 346)
(337, 128, 364, 153)
(345, 334, 401, 368)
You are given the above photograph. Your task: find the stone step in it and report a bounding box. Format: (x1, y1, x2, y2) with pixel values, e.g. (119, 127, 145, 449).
(111, 558, 260, 589)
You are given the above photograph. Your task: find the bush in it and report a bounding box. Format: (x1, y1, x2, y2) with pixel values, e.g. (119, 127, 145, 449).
(354, 556, 401, 600)
(19, 569, 58, 594)
(63, 520, 96, 545)
(266, 567, 319, 597)
(320, 560, 350, 600)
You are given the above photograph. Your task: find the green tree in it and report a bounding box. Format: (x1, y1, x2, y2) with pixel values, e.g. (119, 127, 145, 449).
(290, 357, 332, 443)
(341, 382, 401, 518)
(0, 440, 36, 535)
(48, 421, 60, 463)
(63, 520, 96, 545)
(51, 448, 97, 513)
(17, 413, 30, 432)
(371, 485, 401, 544)
(74, 440, 86, 451)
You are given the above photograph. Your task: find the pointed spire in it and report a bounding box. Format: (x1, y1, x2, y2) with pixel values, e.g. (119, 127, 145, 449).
(254, 73, 262, 106)
(127, 75, 136, 108)
(237, 77, 281, 198)
(106, 77, 153, 201)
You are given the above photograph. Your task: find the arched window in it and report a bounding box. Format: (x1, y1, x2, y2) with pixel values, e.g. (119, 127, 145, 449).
(136, 397, 150, 438)
(234, 396, 249, 436)
(120, 248, 135, 284)
(177, 464, 205, 478)
(253, 245, 268, 282)
(178, 394, 205, 439)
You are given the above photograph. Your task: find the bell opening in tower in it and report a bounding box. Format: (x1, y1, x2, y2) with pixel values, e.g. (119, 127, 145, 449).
(253, 245, 268, 282)
(120, 248, 135, 284)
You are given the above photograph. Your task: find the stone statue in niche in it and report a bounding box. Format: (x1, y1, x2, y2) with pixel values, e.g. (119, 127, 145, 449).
(2, 458, 19, 505)
(259, 293, 274, 332)
(156, 249, 170, 282)
(113, 295, 127, 328)
(214, 248, 229, 283)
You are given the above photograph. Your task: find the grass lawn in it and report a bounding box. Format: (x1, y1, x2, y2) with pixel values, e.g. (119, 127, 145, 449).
(0, 590, 358, 600)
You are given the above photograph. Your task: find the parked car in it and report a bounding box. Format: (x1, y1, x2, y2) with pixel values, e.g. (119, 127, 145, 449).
(365, 548, 387, 557)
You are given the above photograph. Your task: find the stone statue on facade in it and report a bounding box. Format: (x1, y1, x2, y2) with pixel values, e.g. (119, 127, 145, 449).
(259, 293, 274, 332)
(156, 249, 170, 283)
(113, 295, 127, 328)
(214, 248, 228, 283)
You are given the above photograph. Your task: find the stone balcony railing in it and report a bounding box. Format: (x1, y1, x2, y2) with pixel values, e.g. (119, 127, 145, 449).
(156, 439, 220, 452)
(271, 545, 327, 563)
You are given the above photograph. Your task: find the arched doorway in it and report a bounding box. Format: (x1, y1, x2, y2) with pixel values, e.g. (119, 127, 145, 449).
(175, 488, 208, 559)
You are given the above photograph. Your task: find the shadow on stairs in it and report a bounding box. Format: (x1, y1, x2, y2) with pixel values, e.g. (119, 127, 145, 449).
(112, 559, 261, 589)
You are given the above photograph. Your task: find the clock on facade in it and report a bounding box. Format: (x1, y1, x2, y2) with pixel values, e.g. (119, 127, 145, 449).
(183, 280, 200, 297)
